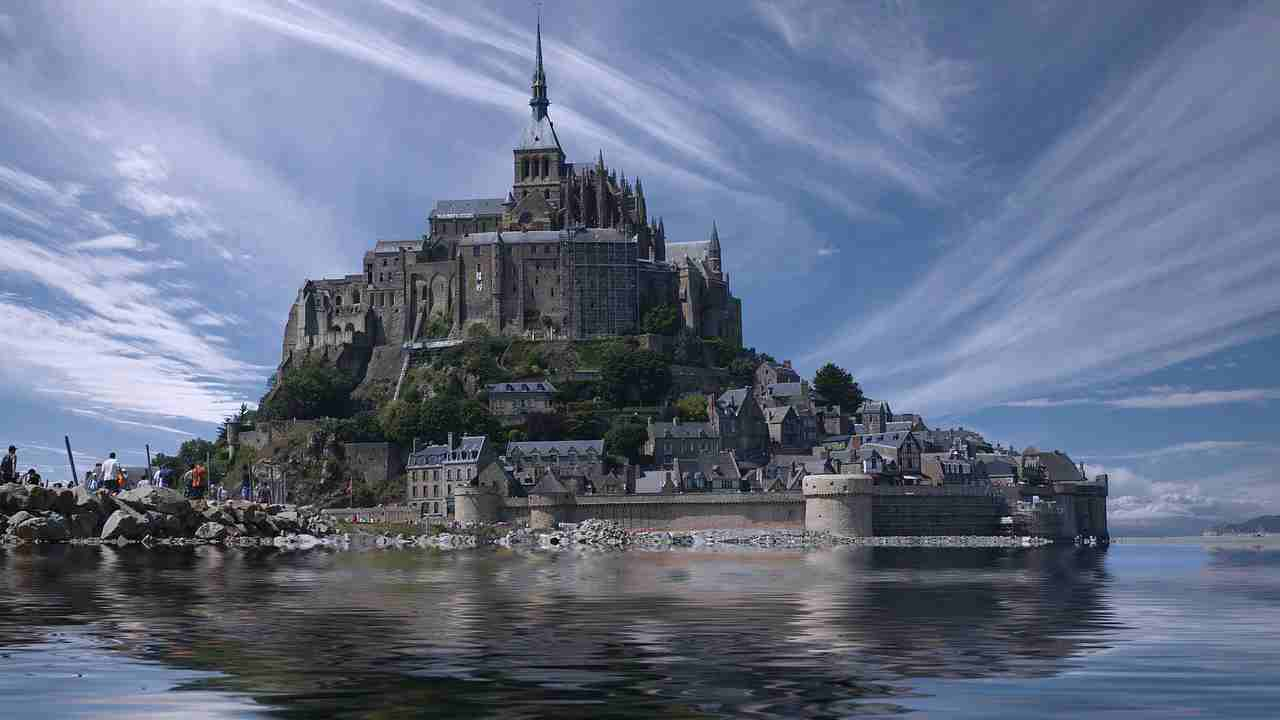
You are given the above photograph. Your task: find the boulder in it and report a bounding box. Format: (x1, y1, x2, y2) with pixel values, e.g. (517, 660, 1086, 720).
(194, 522, 229, 542)
(72, 487, 116, 516)
(118, 487, 191, 517)
(7, 510, 35, 530)
(101, 507, 147, 541)
(0, 484, 31, 513)
(272, 510, 301, 533)
(15, 514, 71, 542)
(50, 488, 76, 517)
(69, 512, 100, 539)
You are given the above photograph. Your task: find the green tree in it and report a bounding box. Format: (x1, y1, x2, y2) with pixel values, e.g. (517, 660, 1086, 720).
(258, 361, 355, 420)
(600, 346, 672, 406)
(674, 393, 709, 422)
(378, 399, 419, 447)
(641, 304, 681, 336)
(702, 336, 737, 367)
(673, 329, 705, 365)
(604, 418, 649, 465)
(812, 363, 864, 411)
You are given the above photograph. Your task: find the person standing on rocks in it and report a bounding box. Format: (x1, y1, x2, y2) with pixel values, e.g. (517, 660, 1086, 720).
(1, 446, 17, 484)
(100, 452, 119, 493)
(190, 463, 207, 500)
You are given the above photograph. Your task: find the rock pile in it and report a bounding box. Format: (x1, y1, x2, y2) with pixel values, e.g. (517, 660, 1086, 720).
(571, 519, 630, 548)
(0, 482, 333, 546)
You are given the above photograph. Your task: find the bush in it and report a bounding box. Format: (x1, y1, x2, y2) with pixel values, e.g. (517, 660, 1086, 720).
(674, 393, 709, 422)
(599, 346, 672, 406)
(641, 304, 681, 336)
(604, 417, 649, 466)
(258, 361, 355, 421)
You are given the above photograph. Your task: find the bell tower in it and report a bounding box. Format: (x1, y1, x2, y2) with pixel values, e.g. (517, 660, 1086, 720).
(509, 11, 565, 229)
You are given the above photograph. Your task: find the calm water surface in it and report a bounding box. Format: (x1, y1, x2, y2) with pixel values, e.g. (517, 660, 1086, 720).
(2, 542, 1278, 718)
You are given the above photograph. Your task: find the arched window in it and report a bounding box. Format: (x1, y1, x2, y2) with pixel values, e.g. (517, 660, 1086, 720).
(543, 189, 550, 200)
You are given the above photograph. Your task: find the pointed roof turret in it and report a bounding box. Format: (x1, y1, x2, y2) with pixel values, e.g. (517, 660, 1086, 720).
(530, 8, 549, 121)
(709, 220, 721, 256)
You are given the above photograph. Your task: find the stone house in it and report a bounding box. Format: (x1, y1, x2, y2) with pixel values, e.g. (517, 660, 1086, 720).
(504, 439, 605, 487)
(406, 434, 491, 518)
(707, 388, 770, 458)
(817, 405, 850, 436)
(764, 405, 807, 450)
(858, 399, 892, 434)
(645, 417, 720, 465)
(921, 451, 977, 486)
(487, 379, 556, 420)
(672, 451, 743, 493)
(753, 360, 801, 397)
(1020, 448, 1086, 485)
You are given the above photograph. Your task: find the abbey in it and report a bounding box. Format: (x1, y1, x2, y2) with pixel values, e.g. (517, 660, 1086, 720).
(280, 18, 741, 375)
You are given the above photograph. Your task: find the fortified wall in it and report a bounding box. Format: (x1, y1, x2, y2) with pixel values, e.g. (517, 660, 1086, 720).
(454, 475, 1109, 541)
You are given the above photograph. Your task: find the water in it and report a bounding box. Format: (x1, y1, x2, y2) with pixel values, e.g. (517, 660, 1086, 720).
(2, 542, 1278, 718)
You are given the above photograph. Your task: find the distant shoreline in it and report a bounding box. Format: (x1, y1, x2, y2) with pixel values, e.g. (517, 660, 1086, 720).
(1114, 535, 1280, 546)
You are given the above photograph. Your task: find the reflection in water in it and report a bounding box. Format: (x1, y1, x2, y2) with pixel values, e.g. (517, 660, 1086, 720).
(0, 543, 1274, 718)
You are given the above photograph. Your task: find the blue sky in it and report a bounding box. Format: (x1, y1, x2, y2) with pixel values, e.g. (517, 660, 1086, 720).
(1, 0, 1277, 534)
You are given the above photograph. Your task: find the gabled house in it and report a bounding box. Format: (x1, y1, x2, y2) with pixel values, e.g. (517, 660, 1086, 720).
(487, 379, 556, 420)
(708, 387, 770, 457)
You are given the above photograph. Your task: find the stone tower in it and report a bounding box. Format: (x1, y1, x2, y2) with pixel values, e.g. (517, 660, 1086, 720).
(508, 13, 565, 229)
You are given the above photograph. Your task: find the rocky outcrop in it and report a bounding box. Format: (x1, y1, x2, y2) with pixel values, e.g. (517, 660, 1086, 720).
(1, 482, 334, 546)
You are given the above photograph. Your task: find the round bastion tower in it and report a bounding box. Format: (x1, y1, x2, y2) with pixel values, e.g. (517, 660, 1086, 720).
(453, 480, 501, 526)
(802, 474, 875, 536)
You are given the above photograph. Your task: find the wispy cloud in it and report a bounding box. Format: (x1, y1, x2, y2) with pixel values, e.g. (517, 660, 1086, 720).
(804, 3, 1280, 416)
(1006, 388, 1280, 410)
(71, 233, 144, 252)
(1081, 441, 1272, 461)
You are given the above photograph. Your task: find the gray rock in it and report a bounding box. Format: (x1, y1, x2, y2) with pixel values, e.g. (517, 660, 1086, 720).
(6, 510, 35, 530)
(194, 522, 229, 542)
(69, 512, 100, 539)
(118, 487, 190, 516)
(101, 507, 147, 540)
(15, 514, 71, 542)
(72, 487, 116, 516)
(0, 484, 35, 513)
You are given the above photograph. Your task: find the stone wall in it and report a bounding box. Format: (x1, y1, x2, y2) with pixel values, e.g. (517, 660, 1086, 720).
(496, 493, 805, 530)
(871, 486, 1007, 537)
(342, 442, 405, 486)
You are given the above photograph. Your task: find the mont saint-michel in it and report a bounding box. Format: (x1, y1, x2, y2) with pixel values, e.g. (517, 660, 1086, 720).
(6, 3, 1278, 718)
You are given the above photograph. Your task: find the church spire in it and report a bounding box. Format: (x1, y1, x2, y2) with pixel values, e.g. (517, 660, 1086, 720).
(530, 9, 550, 121)
(710, 220, 721, 255)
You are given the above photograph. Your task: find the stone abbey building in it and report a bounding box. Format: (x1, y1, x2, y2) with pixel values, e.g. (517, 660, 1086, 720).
(280, 18, 742, 376)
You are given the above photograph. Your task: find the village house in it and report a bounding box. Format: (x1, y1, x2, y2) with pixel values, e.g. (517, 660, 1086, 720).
(645, 417, 720, 465)
(504, 439, 605, 487)
(707, 388, 770, 458)
(486, 379, 556, 421)
(672, 451, 744, 493)
(406, 434, 491, 518)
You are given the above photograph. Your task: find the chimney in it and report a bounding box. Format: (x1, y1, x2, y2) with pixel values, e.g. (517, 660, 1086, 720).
(448, 432, 455, 449)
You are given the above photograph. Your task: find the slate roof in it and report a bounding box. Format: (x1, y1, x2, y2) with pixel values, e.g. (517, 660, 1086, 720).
(406, 436, 487, 467)
(430, 198, 507, 219)
(635, 470, 672, 494)
(529, 470, 572, 496)
(373, 239, 423, 254)
(665, 241, 712, 268)
(648, 421, 716, 439)
(716, 388, 751, 414)
(487, 380, 557, 395)
(455, 227, 629, 247)
(859, 399, 890, 413)
(764, 406, 798, 424)
(517, 113, 561, 151)
(507, 440, 603, 456)
(885, 421, 915, 432)
(766, 382, 805, 398)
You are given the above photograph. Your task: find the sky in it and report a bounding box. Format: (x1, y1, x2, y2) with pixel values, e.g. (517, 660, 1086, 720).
(1, 0, 1277, 535)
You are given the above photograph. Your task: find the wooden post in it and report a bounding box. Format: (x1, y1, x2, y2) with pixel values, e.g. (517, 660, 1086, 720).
(64, 436, 79, 486)
(145, 444, 153, 479)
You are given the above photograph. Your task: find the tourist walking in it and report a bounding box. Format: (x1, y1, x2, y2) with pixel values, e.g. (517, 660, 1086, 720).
(1, 446, 17, 484)
(22, 468, 42, 486)
(100, 452, 119, 493)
